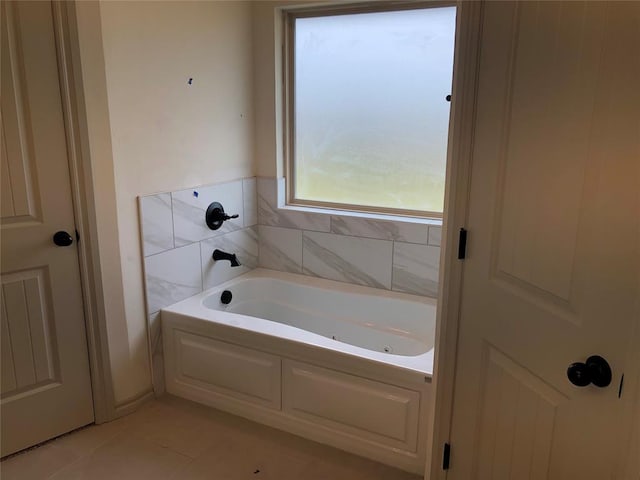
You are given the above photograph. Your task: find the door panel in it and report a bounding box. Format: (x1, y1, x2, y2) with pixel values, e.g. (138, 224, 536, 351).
(1, 0, 42, 225)
(1, 268, 58, 394)
(1, 0, 94, 456)
(494, 0, 604, 304)
(448, 2, 639, 479)
(474, 345, 565, 480)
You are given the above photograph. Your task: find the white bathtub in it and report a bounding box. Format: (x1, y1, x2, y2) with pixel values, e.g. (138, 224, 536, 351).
(162, 269, 435, 474)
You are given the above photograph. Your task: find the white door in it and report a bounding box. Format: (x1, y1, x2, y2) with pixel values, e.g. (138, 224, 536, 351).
(1, 0, 94, 456)
(446, 1, 639, 479)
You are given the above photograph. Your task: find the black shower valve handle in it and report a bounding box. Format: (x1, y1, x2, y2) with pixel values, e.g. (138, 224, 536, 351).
(205, 202, 239, 230)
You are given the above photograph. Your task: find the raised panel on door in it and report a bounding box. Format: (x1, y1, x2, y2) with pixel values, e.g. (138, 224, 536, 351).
(492, 0, 605, 306)
(473, 346, 566, 480)
(0, 0, 42, 225)
(1, 269, 59, 396)
(447, 1, 639, 479)
(1, 1, 93, 456)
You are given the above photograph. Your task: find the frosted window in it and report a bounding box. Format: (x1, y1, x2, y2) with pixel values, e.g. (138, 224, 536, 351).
(293, 7, 456, 214)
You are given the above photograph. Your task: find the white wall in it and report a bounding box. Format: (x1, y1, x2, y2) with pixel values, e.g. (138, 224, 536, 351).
(74, 0, 254, 407)
(73, 0, 147, 408)
(252, 0, 283, 178)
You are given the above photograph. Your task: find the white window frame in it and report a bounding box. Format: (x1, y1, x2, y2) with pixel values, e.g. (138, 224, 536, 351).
(282, 1, 456, 220)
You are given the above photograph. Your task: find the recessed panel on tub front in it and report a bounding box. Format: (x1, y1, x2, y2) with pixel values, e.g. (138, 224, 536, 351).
(282, 360, 420, 452)
(174, 331, 281, 409)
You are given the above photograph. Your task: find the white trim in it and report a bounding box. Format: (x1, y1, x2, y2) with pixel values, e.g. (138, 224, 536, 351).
(113, 390, 156, 417)
(427, 1, 483, 479)
(51, 1, 116, 423)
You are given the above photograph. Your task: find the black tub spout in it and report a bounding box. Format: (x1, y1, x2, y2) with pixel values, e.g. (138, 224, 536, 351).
(212, 249, 241, 267)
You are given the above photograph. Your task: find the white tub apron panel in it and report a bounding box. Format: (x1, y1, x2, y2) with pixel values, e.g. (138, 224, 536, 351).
(175, 331, 281, 409)
(282, 360, 420, 452)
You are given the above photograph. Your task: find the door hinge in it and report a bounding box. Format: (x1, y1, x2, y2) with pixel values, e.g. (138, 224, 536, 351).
(618, 374, 625, 398)
(443, 442, 451, 470)
(458, 228, 467, 259)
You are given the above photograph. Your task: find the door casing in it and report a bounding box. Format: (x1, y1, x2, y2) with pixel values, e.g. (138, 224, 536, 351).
(47, 0, 111, 425)
(60, 0, 155, 419)
(28, 1, 125, 426)
(426, 1, 483, 477)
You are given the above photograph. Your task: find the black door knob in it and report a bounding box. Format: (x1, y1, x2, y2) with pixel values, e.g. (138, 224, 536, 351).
(567, 362, 592, 387)
(53, 231, 73, 247)
(567, 355, 612, 388)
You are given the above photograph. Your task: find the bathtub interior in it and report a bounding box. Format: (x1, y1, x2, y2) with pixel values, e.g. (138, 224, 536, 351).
(201, 273, 436, 357)
(229, 299, 428, 356)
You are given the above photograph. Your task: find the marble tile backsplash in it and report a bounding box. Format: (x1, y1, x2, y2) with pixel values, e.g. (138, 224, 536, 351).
(256, 177, 442, 298)
(392, 242, 440, 297)
(172, 182, 246, 246)
(258, 225, 303, 273)
(201, 227, 258, 290)
(140, 176, 442, 393)
(257, 177, 331, 232)
(138, 177, 258, 393)
(330, 215, 429, 244)
(148, 311, 164, 394)
(144, 243, 202, 314)
(302, 231, 393, 290)
(139, 193, 174, 256)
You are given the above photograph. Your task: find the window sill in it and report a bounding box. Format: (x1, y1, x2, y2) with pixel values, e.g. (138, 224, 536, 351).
(257, 177, 442, 247)
(280, 203, 442, 227)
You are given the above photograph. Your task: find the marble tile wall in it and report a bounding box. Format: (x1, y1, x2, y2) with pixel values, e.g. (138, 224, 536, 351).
(138, 177, 258, 393)
(256, 177, 442, 298)
(139, 176, 443, 394)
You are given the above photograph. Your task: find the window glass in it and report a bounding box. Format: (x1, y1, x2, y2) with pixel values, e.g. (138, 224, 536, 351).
(293, 6, 456, 215)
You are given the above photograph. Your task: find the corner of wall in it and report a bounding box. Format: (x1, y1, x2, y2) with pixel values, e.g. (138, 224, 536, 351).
(252, 1, 282, 179)
(71, 0, 153, 411)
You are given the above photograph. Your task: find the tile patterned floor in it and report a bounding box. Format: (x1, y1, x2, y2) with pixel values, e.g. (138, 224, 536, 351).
(1, 395, 422, 480)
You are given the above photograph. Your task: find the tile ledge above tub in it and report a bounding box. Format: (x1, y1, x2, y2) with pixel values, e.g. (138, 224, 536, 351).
(257, 176, 442, 246)
(279, 203, 442, 227)
(262, 175, 442, 227)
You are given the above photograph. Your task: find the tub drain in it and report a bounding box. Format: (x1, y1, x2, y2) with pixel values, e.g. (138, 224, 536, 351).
(383, 346, 393, 353)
